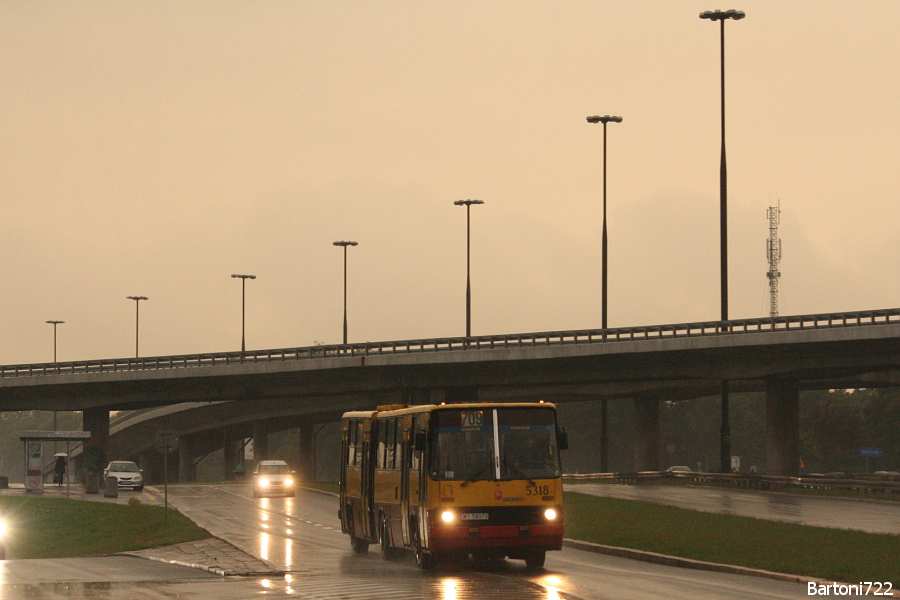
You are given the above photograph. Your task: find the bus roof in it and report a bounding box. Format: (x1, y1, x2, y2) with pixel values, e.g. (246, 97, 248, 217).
(342, 402, 557, 420)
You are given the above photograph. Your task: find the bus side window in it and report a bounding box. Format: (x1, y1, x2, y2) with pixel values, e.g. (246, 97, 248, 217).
(347, 421, 357, 467)
(393, 419, 403, 471)
(384, 419, 397, 469)
(377, 419, 387, 469)
(410, 415, 420, 470)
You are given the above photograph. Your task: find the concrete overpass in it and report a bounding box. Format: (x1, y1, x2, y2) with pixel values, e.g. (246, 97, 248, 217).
(3, 308, 899, 478)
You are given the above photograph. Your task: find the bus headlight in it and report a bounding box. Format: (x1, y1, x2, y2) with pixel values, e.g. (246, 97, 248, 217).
(440, 510, 455, 523)
(544, 508, 558, 521)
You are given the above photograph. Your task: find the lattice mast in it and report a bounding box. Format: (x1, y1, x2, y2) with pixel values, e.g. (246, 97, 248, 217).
(766, 200, 782, 317)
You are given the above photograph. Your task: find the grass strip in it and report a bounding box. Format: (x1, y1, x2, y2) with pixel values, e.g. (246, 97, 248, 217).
(0, 496, 210, 560)
(563, 491, 900, 583)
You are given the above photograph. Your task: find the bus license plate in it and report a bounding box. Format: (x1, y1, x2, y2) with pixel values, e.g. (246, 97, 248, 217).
(461, 513, 489, 521)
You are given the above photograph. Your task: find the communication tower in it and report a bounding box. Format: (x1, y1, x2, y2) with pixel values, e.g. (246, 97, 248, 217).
(766, 200, 782, 317)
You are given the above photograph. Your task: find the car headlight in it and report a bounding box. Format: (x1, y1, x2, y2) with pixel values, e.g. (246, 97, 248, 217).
(284, 478, 293, 487)
(440, 510, 454, 523)
(544, 508, 558, 521)
(259, 478, 270, 487)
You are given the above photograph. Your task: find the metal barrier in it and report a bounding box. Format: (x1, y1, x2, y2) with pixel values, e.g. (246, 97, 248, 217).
(563, 470, 900, 496)
(3, 307, 899, 380)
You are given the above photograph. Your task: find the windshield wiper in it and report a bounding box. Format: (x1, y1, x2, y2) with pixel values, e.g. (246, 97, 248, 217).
(502, 459, 536, 486)
(461, 460, 493, 487)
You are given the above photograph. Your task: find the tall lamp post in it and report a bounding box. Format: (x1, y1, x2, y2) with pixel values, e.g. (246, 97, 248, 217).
(333, 241, 358, 345)
(587, 114, 622, 473)
(454, 199, 484, 338)
(46, 320, 64, 363)
(126, 296, 148, 358)
(46, 319, 64, 452)
(700, 7, 744, 473)
(231, 274, 256, 352)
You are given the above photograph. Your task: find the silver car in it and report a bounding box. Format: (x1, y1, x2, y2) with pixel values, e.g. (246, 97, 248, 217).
(103, 461, 144, 491)
(253, 460, 295, 498)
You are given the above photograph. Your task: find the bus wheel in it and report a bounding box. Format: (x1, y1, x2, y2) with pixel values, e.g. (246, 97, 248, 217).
(524, 550, 546, 570)
(379, 514, 398, 561)
(412, 526, 435, 570)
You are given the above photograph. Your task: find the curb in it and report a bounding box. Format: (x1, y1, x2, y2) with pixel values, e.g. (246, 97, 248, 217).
(562, 539, 824, 585)
(125, 552, 284, 577)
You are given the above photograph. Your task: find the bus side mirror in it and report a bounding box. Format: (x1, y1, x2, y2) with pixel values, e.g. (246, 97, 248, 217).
(557, 428, 569, 451)
(414, 432, 427, 452)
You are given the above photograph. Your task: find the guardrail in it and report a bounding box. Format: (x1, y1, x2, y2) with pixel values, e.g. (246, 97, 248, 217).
(563, 470, 900, 496)
(3, 307, 899, 380)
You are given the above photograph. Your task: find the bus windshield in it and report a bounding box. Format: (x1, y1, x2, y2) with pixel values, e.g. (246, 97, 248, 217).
(430, 407, 560, 482)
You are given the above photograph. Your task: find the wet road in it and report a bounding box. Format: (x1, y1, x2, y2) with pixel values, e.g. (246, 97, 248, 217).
(566, 483, 900, 535)
(0, 484, 830, 598)
(163, 484, 811, 599)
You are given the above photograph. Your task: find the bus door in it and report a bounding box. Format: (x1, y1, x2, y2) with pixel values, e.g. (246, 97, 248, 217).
(360, 423, 374, 541)
(414, 414, 430, 550)
(399, 415, 413, 546)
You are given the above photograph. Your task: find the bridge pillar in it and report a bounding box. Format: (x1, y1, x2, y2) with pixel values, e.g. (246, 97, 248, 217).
(633, 398, 660, 472)
(252, 420, 268, 465)
(223, 428, 240, 480)
(82, 409, 110, 491)
(138, 448, 163, 484)
(178, 435, 195, 483)
(766, 378, 800, 477)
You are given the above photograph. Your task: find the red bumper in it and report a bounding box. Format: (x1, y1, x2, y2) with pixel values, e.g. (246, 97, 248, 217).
(430, 523, 564, 551)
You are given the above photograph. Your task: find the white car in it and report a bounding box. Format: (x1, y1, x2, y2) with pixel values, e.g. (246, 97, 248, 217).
(103, 461, 144, 491)
(253, 460, 296, 498)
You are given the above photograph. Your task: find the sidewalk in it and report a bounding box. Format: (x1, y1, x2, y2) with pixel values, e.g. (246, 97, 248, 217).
(0, 482, 280, 576)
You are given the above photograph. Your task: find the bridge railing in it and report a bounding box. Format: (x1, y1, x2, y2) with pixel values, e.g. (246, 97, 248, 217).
(3, 307, 899, 379)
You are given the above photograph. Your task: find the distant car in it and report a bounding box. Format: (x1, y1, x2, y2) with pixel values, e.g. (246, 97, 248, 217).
(253, 460, 296, 498)
(666, 465, 693, 473)
(103, 461, 144, 491)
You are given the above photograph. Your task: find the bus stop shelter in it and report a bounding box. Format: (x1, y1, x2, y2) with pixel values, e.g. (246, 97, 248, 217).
(19, 431, 91, 497)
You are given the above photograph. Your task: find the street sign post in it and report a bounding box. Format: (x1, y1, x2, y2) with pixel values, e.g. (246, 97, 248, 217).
(154, 429, 179, 522)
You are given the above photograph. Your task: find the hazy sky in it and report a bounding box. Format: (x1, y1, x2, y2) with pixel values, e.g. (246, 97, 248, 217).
(2, 1, 899, 365)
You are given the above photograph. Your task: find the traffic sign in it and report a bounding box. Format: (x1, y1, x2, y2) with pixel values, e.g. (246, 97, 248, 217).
(154, 429, 179, 454)
(666, 444, 675, 454)
(860, 447, 883, 458)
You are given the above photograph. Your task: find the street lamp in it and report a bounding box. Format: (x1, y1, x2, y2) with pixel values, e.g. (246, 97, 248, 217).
(126, 296, 148, 358)
(700, 7, 744, 473)
(586, 114, 622, 473)
(333, 241, 358, 345)
(46, 319, 64, 452)
(46, 320, 64, 363)
(586, 115, 623, 332)
(453, 199, 485, 337)
(231, 274, 256, 352)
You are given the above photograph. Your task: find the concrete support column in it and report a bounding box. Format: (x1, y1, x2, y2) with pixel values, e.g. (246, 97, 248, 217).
(633, 398, 660, 472)
(82, 408, 110, 492)
(223, 428, 239, 481)
(296, 421, 314, 483)
(252, 420, 268, 465)
(766, 378, 800, 477)
(138, 448, 162, 485)
(178, 436, 195, 483)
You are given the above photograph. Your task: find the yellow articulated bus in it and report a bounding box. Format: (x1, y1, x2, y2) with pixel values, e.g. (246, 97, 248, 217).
(339, 402, 568, 569)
